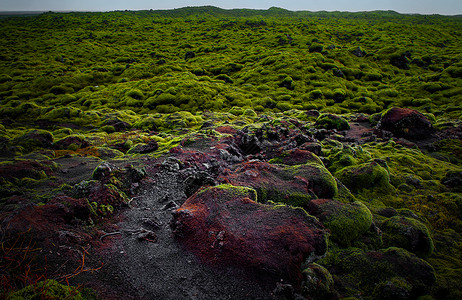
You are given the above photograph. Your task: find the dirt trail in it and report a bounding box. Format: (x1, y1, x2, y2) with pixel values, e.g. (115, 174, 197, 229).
(97, 161, 275, 300)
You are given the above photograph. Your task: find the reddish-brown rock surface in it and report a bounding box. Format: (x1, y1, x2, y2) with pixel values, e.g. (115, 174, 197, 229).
(377, 107, 433, 140)
(172, 184, 328, 284)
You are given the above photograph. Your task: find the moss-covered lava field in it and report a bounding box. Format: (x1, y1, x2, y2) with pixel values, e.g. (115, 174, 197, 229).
(1, 6, 461, 300)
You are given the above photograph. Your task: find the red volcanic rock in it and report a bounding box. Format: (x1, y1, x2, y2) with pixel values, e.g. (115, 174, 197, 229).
(377, 107, 433, 140)
(215, 126, 237, 135)
(0, 160, 55, 180)
(172, 184, 328, 284)
(2, 196, 91, 245)
(53, 135, 89, 150)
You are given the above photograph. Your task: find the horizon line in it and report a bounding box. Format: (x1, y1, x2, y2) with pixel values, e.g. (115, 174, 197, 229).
(0, 6, 461, 17)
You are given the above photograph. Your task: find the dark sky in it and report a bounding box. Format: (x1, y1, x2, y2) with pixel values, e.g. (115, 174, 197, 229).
(1, 0, 461, 15)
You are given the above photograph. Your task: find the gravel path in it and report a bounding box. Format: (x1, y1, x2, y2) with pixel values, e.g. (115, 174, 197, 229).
(99, 163, 275, 300)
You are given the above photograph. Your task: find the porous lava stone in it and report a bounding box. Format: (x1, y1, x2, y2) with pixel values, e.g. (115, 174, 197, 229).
(172, 184, 328, 284)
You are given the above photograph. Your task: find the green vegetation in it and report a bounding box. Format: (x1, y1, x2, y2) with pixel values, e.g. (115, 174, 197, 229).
(319, 200, 373, 246)
(0, 6, 461, 299)
(0, 7, 461, 130)
(7, 279, 97, 300)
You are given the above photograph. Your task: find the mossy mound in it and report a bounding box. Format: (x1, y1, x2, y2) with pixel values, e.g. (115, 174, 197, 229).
(318, 247, 436, 299)
(381, 216, 434, 258)
(326, 144, 373, 173)
(227, 161, 338, 208)
(268, 149, 324, 166)
(335, 161, 394, 193)
(315, 114, 350, 131)
(13, 130, 54, 153)
(307, 199, 373, 246)
(53, 135, 89, 150)
(301, 263, 337, 299)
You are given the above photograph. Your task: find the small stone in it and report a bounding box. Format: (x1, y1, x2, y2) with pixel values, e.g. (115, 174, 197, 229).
(162, 200, 179, 211)
(137, 229, 157, 242)
(92, 162, 117, 180)
(141, 217, 163, 230)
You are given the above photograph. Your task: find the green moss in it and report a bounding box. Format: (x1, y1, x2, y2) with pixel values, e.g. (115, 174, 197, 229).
(335, 161, 394, 194)
(327, 144, 373, 173)
(7, 279, 87, 300)
(126, 88, 145, 100)
(301, 263, 336, 299)
(100, 125, 115, 133)
(199, 184, 258, 202)
(242, 108, 257, 118)
(315, 114, 350, 130)
(321, 200, 373, 246)
(228, 106, 245, 116)
(290, 162, 339, 200)
(318, 247, 435, 299)
(40, 106, 81, 122)
(381, 216, 434, 258)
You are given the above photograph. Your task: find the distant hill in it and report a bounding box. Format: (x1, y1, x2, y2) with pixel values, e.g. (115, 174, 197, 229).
(0, 6, 460, 21)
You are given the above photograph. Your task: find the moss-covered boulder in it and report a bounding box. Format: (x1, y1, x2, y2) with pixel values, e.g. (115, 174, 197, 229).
(0, 159, 56, 182)
(327, 144, 372, 173)
(92, 162, 117, 180)
(53, 135, 89, 150)
(269, 149, 324, 166)
(14, 130, 54, 153)
(335, 161, 394, 193)
(127, 140, 159, 154)
(318, 247, 436, 299)
(73, 178, 130, 214)
(225, 161, 338, 207)
(315, 114, 350, 131)
(307, 199, 373, 246)
(381, 216, 434, 258)
(372, 276, 414, 300)
(301, 263, 338, 299)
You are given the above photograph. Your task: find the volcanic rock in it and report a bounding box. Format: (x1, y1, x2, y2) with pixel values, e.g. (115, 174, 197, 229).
(53, 135, 89, 150)
(377, 107, 434, 140)
(171, 184, 328, 284)
(14, 130, 53, 152)
(128, 140, 159, 154)
(225, 160, 338, 207)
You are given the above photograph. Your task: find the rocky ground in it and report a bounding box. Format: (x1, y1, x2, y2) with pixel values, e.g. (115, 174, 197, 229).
(1, 107, 461, 299)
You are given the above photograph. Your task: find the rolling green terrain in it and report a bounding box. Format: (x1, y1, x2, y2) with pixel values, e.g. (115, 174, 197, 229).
(0, 6, 461, 300)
